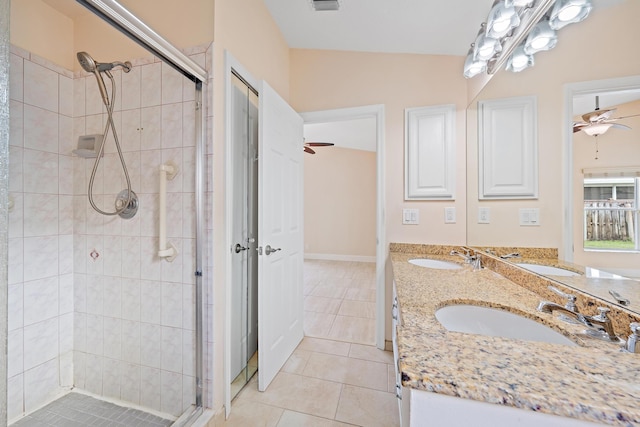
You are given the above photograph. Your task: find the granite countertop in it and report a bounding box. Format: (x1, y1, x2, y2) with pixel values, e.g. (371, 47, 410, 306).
(390, 247, 640, 426)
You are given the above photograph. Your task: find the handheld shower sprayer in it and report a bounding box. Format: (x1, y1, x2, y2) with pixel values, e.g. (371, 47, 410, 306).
(76, 51, 137, 219)
(77, 52, 132, 106)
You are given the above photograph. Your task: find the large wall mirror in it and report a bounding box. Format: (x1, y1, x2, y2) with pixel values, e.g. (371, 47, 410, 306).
(466, 0, 640, 312)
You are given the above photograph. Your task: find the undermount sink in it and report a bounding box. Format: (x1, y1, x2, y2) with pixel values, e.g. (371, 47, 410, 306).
(435, 304, 577, 346)
(516, 263, 581, 277)
(409, 258, 462, 270)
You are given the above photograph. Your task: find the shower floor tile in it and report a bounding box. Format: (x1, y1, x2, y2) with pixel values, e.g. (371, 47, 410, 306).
(10, 392, 173, 427)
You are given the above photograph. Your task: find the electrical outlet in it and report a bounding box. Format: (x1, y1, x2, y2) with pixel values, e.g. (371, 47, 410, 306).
(478, 207, 490, 224)
(402, 208, 419, 225)
(444, 207, 456, 224)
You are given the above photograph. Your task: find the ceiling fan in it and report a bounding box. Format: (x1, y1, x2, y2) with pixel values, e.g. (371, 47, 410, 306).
(303, 140, 335, 154)
(573, 96, 640, 136)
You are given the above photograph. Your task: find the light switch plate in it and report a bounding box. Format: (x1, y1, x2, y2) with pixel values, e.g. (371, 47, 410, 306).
(444, 207, 456, 224)
(519, 208, 540, 226)
(403, 208, 419, 225)
(478, 207, 490, 224)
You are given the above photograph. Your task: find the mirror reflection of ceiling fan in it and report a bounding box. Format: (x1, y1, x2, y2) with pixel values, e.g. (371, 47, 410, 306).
(303, 140, 335, 154)
(573, 96, 640, 136)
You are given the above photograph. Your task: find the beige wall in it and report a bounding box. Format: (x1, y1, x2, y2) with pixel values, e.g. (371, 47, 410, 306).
(466, 0, 640, 262)
(10, 0, 214, 71)
(304, 147, 376, 259)
(290, 49, 468, 248)
(572, 100, 640, 271)
(10, 0, 75, 69)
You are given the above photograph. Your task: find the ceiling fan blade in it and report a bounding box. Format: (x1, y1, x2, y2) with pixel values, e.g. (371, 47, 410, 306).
(304, 146, 316, 154)
(582, 108, 616, 123)
(572, 121, 588, 132)
(304, 142, 335, 147)
(610, 113, 640, 121)
(610, 123, 632, 131)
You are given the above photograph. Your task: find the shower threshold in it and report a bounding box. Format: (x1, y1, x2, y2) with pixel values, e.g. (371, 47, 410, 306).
(10, 392, 174, 427)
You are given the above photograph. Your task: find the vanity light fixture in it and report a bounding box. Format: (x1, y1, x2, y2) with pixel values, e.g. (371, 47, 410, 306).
(486, 2, 521, 39)
(523, 20, 558, 54)
(549, 0, 592, 29)
(464, 46, 488, 79)
(463, 0, 593, 78)
(473, 25, 502, 61)
(506, 44, 534, 72)
(506, 0, 535, 7)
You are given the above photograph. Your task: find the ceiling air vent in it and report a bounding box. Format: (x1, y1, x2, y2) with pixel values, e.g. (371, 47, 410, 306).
(311, 0, 340, 11)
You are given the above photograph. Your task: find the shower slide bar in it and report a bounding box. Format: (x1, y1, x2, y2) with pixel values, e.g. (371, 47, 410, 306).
(158, 161, 179, 262)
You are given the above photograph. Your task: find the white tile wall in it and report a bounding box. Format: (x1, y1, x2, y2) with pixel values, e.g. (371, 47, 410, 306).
(8, 43, 214, 421)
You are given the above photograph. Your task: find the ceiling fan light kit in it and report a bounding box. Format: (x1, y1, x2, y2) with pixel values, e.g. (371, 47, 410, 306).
(582, 122, 613, 137)
(463, 0, 592, 78)
(573, 95, 639, 155)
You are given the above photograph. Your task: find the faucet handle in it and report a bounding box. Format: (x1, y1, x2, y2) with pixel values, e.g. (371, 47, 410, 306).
(548, 286, 577, 310)
(593, 307, 610, 322)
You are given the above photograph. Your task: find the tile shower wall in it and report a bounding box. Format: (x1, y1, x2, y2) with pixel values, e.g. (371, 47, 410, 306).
(8, 46, 75, 421)
(8, 44, 213, 421)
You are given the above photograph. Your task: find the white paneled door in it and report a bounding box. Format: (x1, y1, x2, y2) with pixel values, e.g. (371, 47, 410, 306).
(257, 81, 304, 391)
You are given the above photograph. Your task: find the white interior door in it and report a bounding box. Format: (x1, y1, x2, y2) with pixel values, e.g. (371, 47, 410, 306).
(258, 81, 304, 391)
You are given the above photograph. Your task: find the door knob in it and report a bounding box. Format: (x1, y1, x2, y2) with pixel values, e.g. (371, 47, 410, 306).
(264, 245, 281, 255)
(234, 243, 248, 253)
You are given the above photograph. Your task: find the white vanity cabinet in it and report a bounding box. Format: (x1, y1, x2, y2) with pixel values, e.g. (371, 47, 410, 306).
(392, 281, 410, 426)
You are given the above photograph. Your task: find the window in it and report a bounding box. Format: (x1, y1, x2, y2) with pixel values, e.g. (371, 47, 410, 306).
(583, 177, 639, 251)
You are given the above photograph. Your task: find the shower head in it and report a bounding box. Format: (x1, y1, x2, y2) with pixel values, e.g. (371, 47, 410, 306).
(78, 51, 110, 106)
(77, 51, 133, 107)
(77, 51, 132, 73)
(77, 51, 97, 73)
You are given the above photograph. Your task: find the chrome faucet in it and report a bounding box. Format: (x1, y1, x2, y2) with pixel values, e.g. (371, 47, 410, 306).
(625, 323, 640, 353)
(500, 252, 521, 259)
(537, 301, 618, 342)
(450, 248, 471, 261)
(450, 249, 482, 270)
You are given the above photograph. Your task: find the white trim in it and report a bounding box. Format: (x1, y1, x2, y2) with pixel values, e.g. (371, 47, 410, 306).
(223, 51, 260, 419)
(304, 253, 377, 263)
(301, 104, 386, 350)
(562, 75, 640, 262)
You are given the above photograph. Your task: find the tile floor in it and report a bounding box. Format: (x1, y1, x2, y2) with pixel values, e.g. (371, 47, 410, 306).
(10, 392, 173, 427)
(217, 260, 400, 427)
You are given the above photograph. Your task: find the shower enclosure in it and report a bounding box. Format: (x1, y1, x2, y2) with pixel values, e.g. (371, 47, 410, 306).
(5, 0, 209, 425)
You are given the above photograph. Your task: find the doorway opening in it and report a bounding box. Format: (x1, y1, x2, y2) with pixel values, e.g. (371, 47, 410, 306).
(229, 71, 260, 400)
(301, 105, 386, 350)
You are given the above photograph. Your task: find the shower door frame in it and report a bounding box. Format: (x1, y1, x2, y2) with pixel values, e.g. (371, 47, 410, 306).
(75, 1, 208, 425)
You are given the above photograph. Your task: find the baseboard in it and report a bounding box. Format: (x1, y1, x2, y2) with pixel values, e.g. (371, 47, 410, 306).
(304, 253, 376, 263)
